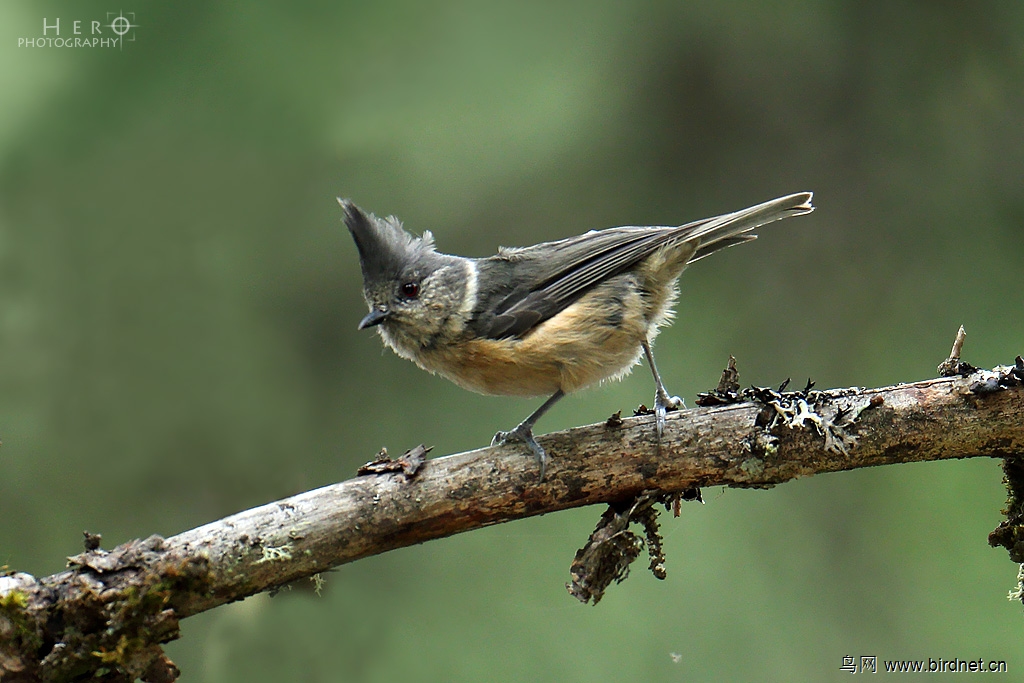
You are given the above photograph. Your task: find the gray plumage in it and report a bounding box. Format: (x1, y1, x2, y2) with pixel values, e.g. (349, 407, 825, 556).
(341, 192, 815, 480)
(343, 193, 813, 344)
(470, 194, 812, 339)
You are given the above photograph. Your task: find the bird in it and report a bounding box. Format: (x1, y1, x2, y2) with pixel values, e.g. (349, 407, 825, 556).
(341, 192, 814, 479)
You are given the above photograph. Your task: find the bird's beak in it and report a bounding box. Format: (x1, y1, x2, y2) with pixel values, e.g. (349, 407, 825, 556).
(358, 307, 389, 330)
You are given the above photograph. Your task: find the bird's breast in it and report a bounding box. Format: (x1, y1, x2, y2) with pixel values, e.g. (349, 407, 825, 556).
(413, 278, 659, 396)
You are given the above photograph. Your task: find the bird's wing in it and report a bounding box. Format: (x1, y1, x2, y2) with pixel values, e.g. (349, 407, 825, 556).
(477, 192, 813, 339)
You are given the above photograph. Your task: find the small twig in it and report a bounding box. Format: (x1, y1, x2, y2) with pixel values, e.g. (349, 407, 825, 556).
(950, 325, 967, 360)
(938, 325, 976, 377)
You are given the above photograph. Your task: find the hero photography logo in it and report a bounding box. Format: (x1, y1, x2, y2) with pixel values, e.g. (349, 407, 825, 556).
(17, 11, 139, 50)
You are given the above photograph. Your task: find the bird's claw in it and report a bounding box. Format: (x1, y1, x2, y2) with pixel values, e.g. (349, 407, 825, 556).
(492, 424, 549, 481)
(654, 390, 685, 439)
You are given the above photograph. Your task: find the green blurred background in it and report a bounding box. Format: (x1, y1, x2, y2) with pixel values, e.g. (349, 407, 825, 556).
(2, 1, 1023, 681)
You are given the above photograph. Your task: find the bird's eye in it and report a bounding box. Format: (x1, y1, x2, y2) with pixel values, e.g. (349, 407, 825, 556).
(401, 282, 420, 299)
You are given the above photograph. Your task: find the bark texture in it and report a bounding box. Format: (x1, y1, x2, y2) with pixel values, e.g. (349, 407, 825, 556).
(2, 366, 1023, 681)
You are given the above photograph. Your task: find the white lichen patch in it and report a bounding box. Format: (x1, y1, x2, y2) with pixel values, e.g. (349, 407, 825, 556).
(254, 543, 293, 564)
(0, 572, 35, 598)
(765, 395, 868, 456)
(1008, 564, 1024, 603)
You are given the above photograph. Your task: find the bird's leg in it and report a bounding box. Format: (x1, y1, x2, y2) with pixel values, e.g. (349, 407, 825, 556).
(642, 338, 684, 438)
(492, 389, 565, 481)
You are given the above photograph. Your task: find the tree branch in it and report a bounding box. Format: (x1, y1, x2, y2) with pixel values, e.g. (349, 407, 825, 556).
(2, 358, 1023, 681)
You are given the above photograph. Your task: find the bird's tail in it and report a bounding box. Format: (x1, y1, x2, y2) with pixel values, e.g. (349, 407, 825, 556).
(686, 192, 814, 263)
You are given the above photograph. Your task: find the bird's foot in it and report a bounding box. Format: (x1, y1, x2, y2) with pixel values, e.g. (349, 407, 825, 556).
(492, 423, 549, 481)
(654, 389, 685, 439)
